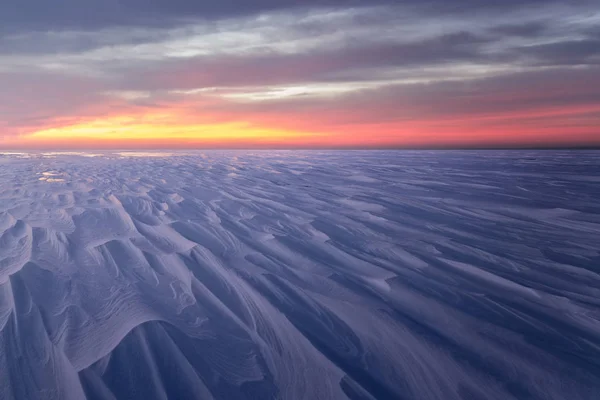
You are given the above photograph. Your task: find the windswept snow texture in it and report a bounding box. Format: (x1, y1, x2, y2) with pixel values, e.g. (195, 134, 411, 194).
(0, 150, 599, 400)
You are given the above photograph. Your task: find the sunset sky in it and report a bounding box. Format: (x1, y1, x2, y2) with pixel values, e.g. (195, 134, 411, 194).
(0, 0, 599, 148)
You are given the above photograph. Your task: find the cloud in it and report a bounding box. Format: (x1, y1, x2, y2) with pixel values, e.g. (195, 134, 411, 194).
(107, 32, 492, 92)
(218, 65, 600, 121)
(524, 39, 600, 66)
(489, 22, 549, 38)
(0, 1, 599, 147)
(0, 0, 393, 34)
(1, 0, 595, 36)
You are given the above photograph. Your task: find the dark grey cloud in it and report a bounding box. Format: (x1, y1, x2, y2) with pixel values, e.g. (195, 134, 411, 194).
(1, 0, 596, 69)
(0, 0, 592, 35)
(518, 39, 600, 66)
(0, 0, 385, 34)
(0, 28, 170, 56)
(489, 22, 549, 38)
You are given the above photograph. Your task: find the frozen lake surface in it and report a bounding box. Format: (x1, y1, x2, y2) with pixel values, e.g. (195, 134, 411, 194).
(0, 150, 599, 400)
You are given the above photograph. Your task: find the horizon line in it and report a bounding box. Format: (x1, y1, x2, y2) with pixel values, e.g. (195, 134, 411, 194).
(1, 144, 600, 151)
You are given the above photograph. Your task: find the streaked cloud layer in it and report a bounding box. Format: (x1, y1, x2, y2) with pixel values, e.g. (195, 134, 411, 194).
(1, 0, 599, 148)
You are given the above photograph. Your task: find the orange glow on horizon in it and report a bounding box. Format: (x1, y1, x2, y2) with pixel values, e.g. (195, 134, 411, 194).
(1, 102, 599, 149)
(2, 113, 326, 148)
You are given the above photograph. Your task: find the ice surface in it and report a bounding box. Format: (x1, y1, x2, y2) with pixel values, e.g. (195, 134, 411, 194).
(0, 150, 599, 400)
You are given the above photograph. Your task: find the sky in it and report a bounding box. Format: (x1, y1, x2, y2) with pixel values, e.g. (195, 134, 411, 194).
(0, 0, 599, 149)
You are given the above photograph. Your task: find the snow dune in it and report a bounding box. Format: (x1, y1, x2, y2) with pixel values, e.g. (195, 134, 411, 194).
(0, 150, 599, 400)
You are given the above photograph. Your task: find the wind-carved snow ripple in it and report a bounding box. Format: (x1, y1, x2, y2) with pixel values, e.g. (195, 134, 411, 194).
(0, 150, 599, 400)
